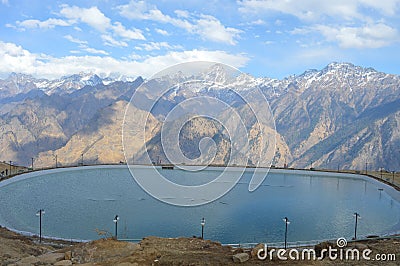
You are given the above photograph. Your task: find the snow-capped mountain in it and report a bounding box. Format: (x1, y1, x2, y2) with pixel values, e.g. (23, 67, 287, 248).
(33, 72, 103, 95)
(102, 73, 138, 85)
(0, 62, 399, 172)
(0, 72, 138, 97)
(0, 73, 45, 97)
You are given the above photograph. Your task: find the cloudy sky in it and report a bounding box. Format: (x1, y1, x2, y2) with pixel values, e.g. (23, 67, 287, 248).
(1, 0, 399, 79)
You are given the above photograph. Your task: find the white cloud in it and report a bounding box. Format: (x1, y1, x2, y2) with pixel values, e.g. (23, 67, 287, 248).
(64, 35, 109, 55)
(249, 19, 266, 25)
(59, 5, 111, 32)
(174, 10, 190, 18)
(238, 0, 400, 21)
(16, 18, 70, 30)
(58, 5, 146, 42)
(0, 42, 40, 75)
(82, 47, 109, 55)
(117, 0, 153, 20)
(316, 23, 399, 48)
(138, 50, 249, 74)
(194, 15, 242, 45)
(0, 41, 249, 79)
(128, 53, 143, 60)
(118, 0, 240, 45)
(118, 1, 193, 30)
(10, 5, 145, 46)
(1, 0, 9, 5)
(111, 22, 145, 40)
(155, 28, 169, 36)
(64, 35, 88, 45)
(139, 42, 182, 51)
(5, 23, 16, 29)
(290, 27, 312, 35)
(101, 35, 128, 47)
(359, 0, 400, 16)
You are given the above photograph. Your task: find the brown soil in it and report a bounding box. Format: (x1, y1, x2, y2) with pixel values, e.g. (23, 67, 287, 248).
(0, 226, 398, 265)
(0, 226, 54, 265)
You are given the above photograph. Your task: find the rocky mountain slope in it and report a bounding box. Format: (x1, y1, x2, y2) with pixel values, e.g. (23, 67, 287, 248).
(269, 63, 400, 170)
(0, 62, 399, 171)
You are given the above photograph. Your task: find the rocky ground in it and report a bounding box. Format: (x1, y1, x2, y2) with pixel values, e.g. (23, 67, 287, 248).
(0, 226, 398, 265)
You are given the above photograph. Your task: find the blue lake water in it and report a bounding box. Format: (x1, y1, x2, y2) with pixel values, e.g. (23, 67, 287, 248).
(0, 165, 399, 245)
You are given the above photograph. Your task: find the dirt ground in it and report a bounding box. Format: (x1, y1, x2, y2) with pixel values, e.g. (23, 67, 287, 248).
(0, 226, 398, 265)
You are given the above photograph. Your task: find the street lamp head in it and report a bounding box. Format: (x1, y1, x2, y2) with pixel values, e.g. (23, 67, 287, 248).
(283, 217, 290, 224)
(354, 212, 361, 218)
(36, 209, 45, 216)
(201, 217, 205, 226)
(113, 215, 119, 223)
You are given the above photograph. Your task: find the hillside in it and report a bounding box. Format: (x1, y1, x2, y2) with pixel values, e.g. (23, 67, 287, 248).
(0, 62, 399, 171)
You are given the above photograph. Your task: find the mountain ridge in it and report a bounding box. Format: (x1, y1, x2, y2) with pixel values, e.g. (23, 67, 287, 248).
(0, 62, 399, 172)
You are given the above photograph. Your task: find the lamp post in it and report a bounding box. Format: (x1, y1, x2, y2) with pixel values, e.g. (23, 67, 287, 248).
(81, 153, 84, 166)
(113, 215, 119, 239)
(31, 157, 34, 170)
(378, 188, 383, 199)
(393, 171, 395, 184)
(201, 217, 205, 239)
(365, 162, 368, 175)
(55, 155, 58, 168)
(283, 217, 290, 249)
(9, 161, 12, 176)
(353, 212, 361, 240)
(36, 209, 45, 243)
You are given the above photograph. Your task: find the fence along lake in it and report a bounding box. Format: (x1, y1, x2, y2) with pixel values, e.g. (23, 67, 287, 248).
(0, 165, 399, 245)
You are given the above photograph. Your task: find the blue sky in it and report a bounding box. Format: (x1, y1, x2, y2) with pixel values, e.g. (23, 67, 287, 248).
(1, 0, 399, 79)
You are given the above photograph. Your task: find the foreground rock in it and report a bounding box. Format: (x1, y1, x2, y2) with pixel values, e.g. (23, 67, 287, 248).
(251, 243, 265, 258)
(0, 227, 53, 265)
(232, 252, 250, 263)
(0, 226, 398, 265)
(36, 252, 65, 264)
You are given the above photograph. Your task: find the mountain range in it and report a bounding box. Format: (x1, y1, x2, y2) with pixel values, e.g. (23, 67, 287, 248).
(0, 62, 399, 172)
